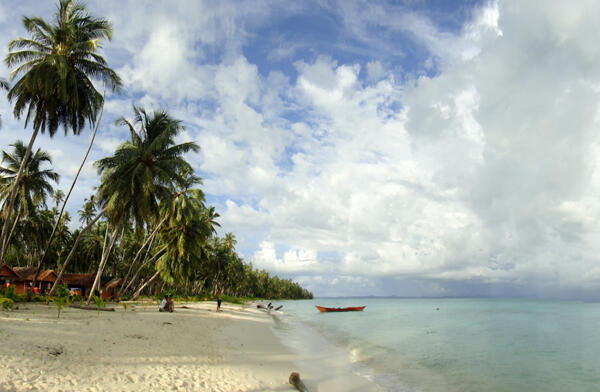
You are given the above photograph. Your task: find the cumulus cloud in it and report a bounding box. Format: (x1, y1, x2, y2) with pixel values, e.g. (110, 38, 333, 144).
(3, 0, 600, 298)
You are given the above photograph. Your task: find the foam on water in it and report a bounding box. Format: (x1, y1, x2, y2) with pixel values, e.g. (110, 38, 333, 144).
(270, 298, 600, 392)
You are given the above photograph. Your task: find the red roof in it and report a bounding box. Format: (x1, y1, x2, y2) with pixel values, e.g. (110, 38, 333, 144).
(0, 264, 19, 279)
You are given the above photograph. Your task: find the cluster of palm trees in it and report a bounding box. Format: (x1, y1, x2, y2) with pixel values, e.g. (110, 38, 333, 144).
(0, 0, 312, 301)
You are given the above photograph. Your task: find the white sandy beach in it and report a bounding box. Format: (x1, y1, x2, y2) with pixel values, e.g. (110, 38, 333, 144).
(0, 301, 379, 392)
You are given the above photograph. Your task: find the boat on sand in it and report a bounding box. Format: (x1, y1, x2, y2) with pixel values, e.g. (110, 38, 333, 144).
(315, 305, 365, 312)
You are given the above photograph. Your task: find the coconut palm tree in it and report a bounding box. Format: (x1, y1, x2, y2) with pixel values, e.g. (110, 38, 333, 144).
(96, 106, 199, 229)
(78, 195, 97, 224)
(0, 78, 8, 128)
(119, 170, 204, 296)
(1, 0, 121, 265)
(0, 141, 59, 256)
(90, 106, 199, 302)
(52, 189, 65, 210)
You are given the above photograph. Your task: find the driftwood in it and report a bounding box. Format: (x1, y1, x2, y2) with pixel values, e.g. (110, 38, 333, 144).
(289, 372, 308, 392)
(70, 304, 115, 312)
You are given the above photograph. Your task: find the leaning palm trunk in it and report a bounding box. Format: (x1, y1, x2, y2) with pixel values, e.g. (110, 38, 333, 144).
(121, 245, 167, 296)
(131, 270, 161, 300)
(3, 210, 20, 255)
(98, 223, 109, 273)
(0, 127, 40, 264)
(48, 207, 108, 296)
(31, 97, 106, 299)
(118, 216, 167, 296)
(86, 220, 122, 305)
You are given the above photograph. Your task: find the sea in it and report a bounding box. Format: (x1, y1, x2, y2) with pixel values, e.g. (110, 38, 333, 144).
(269, 298, 600, 392)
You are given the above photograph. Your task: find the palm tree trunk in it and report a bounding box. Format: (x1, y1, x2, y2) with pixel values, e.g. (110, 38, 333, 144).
(98, 222, 110, 272)
(0, 126, 40, 265)
(118, 216, 166, 296)
(132, 270, 160, 300)
(86, 220, 122, 305)
(3, 210, 20, 255)
(121, 245, 166, 296)
(48, 207, 107, 296)
(34, 96, 106, 289)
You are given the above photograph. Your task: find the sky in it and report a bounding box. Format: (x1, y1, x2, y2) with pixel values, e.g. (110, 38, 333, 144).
(1, 0, 600, 299)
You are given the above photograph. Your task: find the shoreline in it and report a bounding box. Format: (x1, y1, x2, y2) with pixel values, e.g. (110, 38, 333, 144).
(0, 300, 381, 391)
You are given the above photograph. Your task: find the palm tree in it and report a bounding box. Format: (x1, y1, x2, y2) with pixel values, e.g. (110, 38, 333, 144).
(78, 195, 97, 224)
(0, 78, 8, 128)
(0, 141, 59, 257)
(91, 106, 199, 302)
(1, 0, 121, 265)
(119, 171, 204, 296)
(96, 106, 199, 230)
(52, 189, 65, 210)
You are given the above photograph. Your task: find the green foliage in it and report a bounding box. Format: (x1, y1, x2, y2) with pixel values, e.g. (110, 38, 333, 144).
(221, 294, 244, 304)
(92, 295, 105, 315)
(55, 284, 70, 299)
(5, 0, 121, 136)
(157, 289, 175, 301)
(0, 297, 14, 311)
(95, 106, 198, 230)
(70, 295, 84, 304)
(1, 285, 17, 301)
(51, 297, 67, 318)
(51, 284, 69, 318)
(30, 295, 48, 303)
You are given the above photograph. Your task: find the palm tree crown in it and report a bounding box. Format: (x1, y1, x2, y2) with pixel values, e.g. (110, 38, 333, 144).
(0, 141, 59, 217)
(5, 0, 121, 135)
(95, 106, 199, 228)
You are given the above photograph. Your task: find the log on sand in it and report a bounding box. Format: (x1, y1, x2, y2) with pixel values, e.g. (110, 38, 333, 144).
(289, 372, 308, 392)
(70, 304, 115, 312)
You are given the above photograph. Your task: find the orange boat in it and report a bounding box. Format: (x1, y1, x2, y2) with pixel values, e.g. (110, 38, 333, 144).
(316, 305, 366, 312)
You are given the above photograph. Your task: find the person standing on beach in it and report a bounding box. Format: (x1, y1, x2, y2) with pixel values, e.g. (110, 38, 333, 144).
(216, 289, 222, 312)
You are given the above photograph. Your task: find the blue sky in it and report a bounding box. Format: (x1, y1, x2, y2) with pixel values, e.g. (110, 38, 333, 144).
(2, 0, 600, 299)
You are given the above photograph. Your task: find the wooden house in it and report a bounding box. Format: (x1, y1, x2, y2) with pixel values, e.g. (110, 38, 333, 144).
(12, 267, 58, 295)
(1, 265, 122, 298)
(1, 264, 20, 288)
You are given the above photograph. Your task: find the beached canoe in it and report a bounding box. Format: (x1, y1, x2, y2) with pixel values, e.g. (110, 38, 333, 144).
(315, 305, 366, 312)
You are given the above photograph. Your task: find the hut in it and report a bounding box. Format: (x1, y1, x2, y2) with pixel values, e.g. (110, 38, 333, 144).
(12, 267, 58, 295)
(101, 278, 122, 300)
(1, 264, 20, 289)
(61, 273, 95, 297)
(1, 264, 122, 298)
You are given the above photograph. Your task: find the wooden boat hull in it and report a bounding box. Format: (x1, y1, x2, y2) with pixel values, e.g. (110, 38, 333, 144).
(316, 305, 365, 312)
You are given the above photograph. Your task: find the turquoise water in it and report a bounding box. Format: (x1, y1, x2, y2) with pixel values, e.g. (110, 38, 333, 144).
(271, 298, 600, 391)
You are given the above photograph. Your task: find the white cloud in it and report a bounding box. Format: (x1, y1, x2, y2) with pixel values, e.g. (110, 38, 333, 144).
(4, 0, 600, 298)
(252, 241, 320, 274)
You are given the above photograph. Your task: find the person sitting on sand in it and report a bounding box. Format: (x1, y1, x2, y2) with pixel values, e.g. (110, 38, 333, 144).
(159, 295, 169, 312)
(167, 295, 174, 312)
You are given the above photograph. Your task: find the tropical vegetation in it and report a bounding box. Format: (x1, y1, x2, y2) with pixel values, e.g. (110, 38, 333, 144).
(0, 1, 312, 302)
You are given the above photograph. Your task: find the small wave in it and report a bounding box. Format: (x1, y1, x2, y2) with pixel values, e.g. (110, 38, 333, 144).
(349, 347, 371, 364)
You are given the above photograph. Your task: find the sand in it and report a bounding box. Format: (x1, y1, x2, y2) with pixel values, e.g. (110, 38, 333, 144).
(0, 301, 301, 392)
(0, 301, 381, 391)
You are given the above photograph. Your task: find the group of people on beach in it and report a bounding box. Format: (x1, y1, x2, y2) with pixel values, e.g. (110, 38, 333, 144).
(159, 295, 174, 312)
(158, 289, 223, 313)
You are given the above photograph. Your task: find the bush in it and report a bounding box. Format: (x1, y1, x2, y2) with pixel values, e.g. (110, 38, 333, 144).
(31, 295, 47, 303)
(92, 295, 105, 315)
(71, 295, 84, 304)
(56, 284, 70, 299)
(2, 286, 17, 301)
(0, 297, 14, 311)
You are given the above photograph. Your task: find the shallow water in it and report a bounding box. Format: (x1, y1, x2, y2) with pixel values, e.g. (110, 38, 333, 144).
(270, 298, 600, 392)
